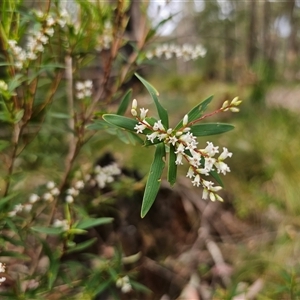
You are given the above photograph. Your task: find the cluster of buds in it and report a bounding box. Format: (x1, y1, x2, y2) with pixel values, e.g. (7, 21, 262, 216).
(131, 97, 242, 202)
(7, 181, 59, 217)
(89, 163, 122, 189)
(146, 43, 207, 62)
(0, 262, 6, 285)
(116, 275, 132, 294)
(65, 180, 85, 204)
(53, 219, 70, 231)
(96, 22, 113, 51)
(75, 80, 93, 99)
(8, 10, 69, 69)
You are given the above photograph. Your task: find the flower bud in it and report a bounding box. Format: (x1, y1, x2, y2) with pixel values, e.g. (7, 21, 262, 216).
(132, 99, 137, 110)
(183, 114, 188, 126)
(131, 109, 137, 116)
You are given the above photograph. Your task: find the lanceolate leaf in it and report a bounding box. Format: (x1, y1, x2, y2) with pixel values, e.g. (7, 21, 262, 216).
(191, 123, 234, 136)
(76, 217, 113, 230)
(167, 144, 177, 186)
(174, 95, 213, 130)
(117, 89, 132, 116)
(135, 73, 169, 129)
(141, 143, 166, 218)
(102, 114, 138, 132)
(210, 169, 224, 187)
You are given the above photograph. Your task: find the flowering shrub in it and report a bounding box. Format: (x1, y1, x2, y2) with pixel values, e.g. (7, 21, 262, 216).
(0, 0, 240, 298)
(100, 75, 241, 217)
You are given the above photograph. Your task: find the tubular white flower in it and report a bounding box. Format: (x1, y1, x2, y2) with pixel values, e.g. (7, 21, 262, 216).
(215, 161, 230, 175)
(175, 153, 183, 165)
(146, 132, 159, 143)
(203, 142, 219, 157)
(153, 120, 165, 131)
(140, 108, 148, 119)
(134, 122, 147, 133)
(186, 166, 194, 178)
(192, 174, 201, 187)
(219, 147, 232, 160)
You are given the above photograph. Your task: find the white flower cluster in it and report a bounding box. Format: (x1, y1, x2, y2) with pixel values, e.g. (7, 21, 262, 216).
(0, 262, 6, 285)
(65, 180, 85, 204)
(92, 163, 122, 189)
(116, 275, 132, 294)
(53, 219, 70, 231)
(96, 22, 113, 51)
(146, 43, 207, 62)
(8, 10, 69, 69)
(8, 181, 60, 217)
(131, 98, 241, 202)
(75, 80, 93, 99)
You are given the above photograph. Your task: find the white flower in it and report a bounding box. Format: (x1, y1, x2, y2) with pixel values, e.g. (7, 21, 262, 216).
(153, 120, 165, 131)
(140, 108, 148, 119)
(134, 122, 147, 133)
(65, 195, 74, 204)
(45, 27, 54, 37)
(51, 187, 60, 196)
(29, 194, 40, 203)
(0, 263, 5, 273)
(175, 143, 185, 154)
(168, 135, 178, 146)
(14, 204, 23, 212)
(46, 181, 55, 190)
(84, 80, 93, 89)
(158, 133, 168, 141)
(204, 157, 216, 171)
(76, 82, 85, 91)
(43, 192, 53, 202)
(46, 16, 55, 27)
(186, 167, 194, 178)
(24, 204, 33, 212)
(146, 132, 159, 143)
(192, 174, 201, 187)
(203, 142, 219, 157)
(215, 161, 230, 175)
(218, 147, 232, 161)
(175, 153, 183, 165)
(53, 219, 69, 231)
(75, 180, 84, 190)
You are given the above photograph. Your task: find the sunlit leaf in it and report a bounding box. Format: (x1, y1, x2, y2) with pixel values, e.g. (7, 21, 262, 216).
(135, 73, 169, 129)
(141, 143, 166, 218)
(191, 123, 234, 136)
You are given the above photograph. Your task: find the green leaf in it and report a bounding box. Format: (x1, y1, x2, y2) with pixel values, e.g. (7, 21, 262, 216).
(167, 144, 177, 186)
(190, 123, 234, 136)
(0, 251, 29, 260)
(117, 89, 132, 116)
(135, 73, 169, 129)
(141, 143, 166, 218)
(76, 217, 113, 230)
(49, 112, 70, 119)
(31, 226, 64, 235)
(209, 169, 224, 187)
(65, 238, 97, 254)
(86, 119, 115, 130)
(174, 95, 213, 130)
(102, 114, 138, 132)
